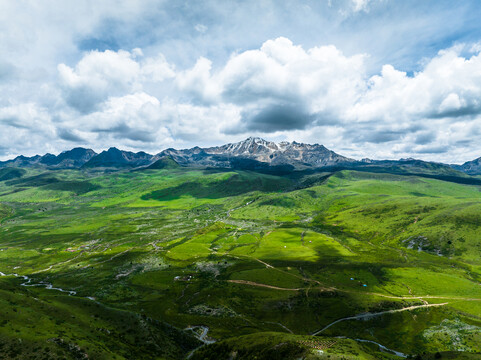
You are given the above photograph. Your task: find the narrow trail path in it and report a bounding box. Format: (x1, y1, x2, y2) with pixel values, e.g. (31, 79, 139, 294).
(34, 251, 85, 274)
(226, 254, 330, 288)
(311, 303, 448, 336)
(225, 254, 481, 302)
(81, 248, 131, 269)
(227, 279, 303, 291)
(225, 199, 257, 218)
(227, 278, 481, 303)
(264, 321, 294, 334)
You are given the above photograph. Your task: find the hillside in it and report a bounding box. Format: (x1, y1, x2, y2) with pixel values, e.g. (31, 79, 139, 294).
(1, 164, 481, 358)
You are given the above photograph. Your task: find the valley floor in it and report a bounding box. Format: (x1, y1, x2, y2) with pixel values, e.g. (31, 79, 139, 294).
(1, 167, 481, 359)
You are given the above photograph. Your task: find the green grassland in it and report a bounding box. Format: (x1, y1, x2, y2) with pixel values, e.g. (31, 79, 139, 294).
(1, 166, 481, 358)
(191, 332, 404, 359)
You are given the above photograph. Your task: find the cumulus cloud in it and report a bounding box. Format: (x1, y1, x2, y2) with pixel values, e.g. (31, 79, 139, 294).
(176, 57, 220, 103)
(350, 46, 481, 125)
(58, 49, 174, 113)
(221, 37, 366, 112)
(75, 92, 171, 144)
(3, 8, 481, 165)
(57, 128, 86, 142)
(0, 103, 57, 157)
(177, 37, 366, 133)
(228, 104, 315, 134)
(161, 101, 241, 143)
(38, 37, 481, 163)
(58, 50, 141, 113)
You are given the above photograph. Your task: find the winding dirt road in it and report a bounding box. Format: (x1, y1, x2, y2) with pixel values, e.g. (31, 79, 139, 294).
(227, 279, 303, 291)
(310, 302, 448, 336)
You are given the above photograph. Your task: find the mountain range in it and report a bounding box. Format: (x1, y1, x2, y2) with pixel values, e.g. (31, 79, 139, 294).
(2, 137, 481, 175)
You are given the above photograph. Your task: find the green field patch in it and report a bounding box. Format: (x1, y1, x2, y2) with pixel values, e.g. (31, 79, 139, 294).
(385, 267, 481, 298)
(130, 269, 178, 290)
(0, 282, 199, 359)
(252, 228, 318, 261)
(0, 203, 12, 221)
(304, 231, 354, 258)
(230, 267, 306, 288)
(230, 189, 325, 221)
(0, 167, 26, 181)
(166, 223, 231, 260)
(141, 172, 291, 202)
(216, 233, 260, 252)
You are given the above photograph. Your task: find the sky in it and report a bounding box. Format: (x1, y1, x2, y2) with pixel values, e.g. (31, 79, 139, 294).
(2, 0, 481, 163)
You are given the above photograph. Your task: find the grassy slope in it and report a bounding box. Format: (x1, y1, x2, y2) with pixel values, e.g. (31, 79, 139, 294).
(191, 332, 402, 360)
(1, 167, 481, 358)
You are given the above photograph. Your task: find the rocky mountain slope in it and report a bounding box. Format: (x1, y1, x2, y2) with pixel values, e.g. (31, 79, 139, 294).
(82, 147, 153, 168)
(0, 147, 96, 168)
(452, 157, 481, 175)
(158, 137, 354, 168)
(2, 137, 481, 175)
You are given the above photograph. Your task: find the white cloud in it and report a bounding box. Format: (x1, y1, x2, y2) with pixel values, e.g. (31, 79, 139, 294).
(351, 0, 371, 12)
(37, 38, 481, 163)
(58, 49, 174, 113)
(349, 46, 481, 123)
(140, 54, 175, 83)
(170, 39, 481, 162)
(159, 100, 241, 143)
(195, 24, 208, 33)
(439, 93, 463, 113)
(0, 103, 56, 158)
(70, 92, 172, 146)
(179, 37, 366, 127)
(176, 57, 221, 103)
(3, 5, 481, 165)
(58, 50, 141, 113)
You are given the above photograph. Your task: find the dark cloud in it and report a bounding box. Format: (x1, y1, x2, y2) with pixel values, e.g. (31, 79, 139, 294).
(0, 117, 29, 129)
(351, 129, 405, 144)
(239, 104, 314, 133)
(414, 131, 436, 145)
(222, 87, 297, 106)
(63, 87, 103, 114)
(415, 145, 448, 154)
(430, 105, 481, 119)
(93, 123, 156, 142)
(57, 128, 85, 142)
(344, 122, 428, 146)
(0, 146, 9, 156)
(455, 139, 473, 146)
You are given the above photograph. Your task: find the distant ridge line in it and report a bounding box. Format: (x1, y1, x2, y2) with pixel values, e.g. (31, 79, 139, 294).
(1, 137, 481, 175)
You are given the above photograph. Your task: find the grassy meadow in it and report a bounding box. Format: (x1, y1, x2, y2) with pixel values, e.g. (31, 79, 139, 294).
(1, 166, 481, 358)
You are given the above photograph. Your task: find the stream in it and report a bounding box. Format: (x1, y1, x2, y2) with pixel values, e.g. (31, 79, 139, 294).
(1, 270, 215, 359)
(1, 271, 81, 297)
(185, 325, 216, 359)
(1, 271, 407, 358)
(336, 336, 407, 358)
